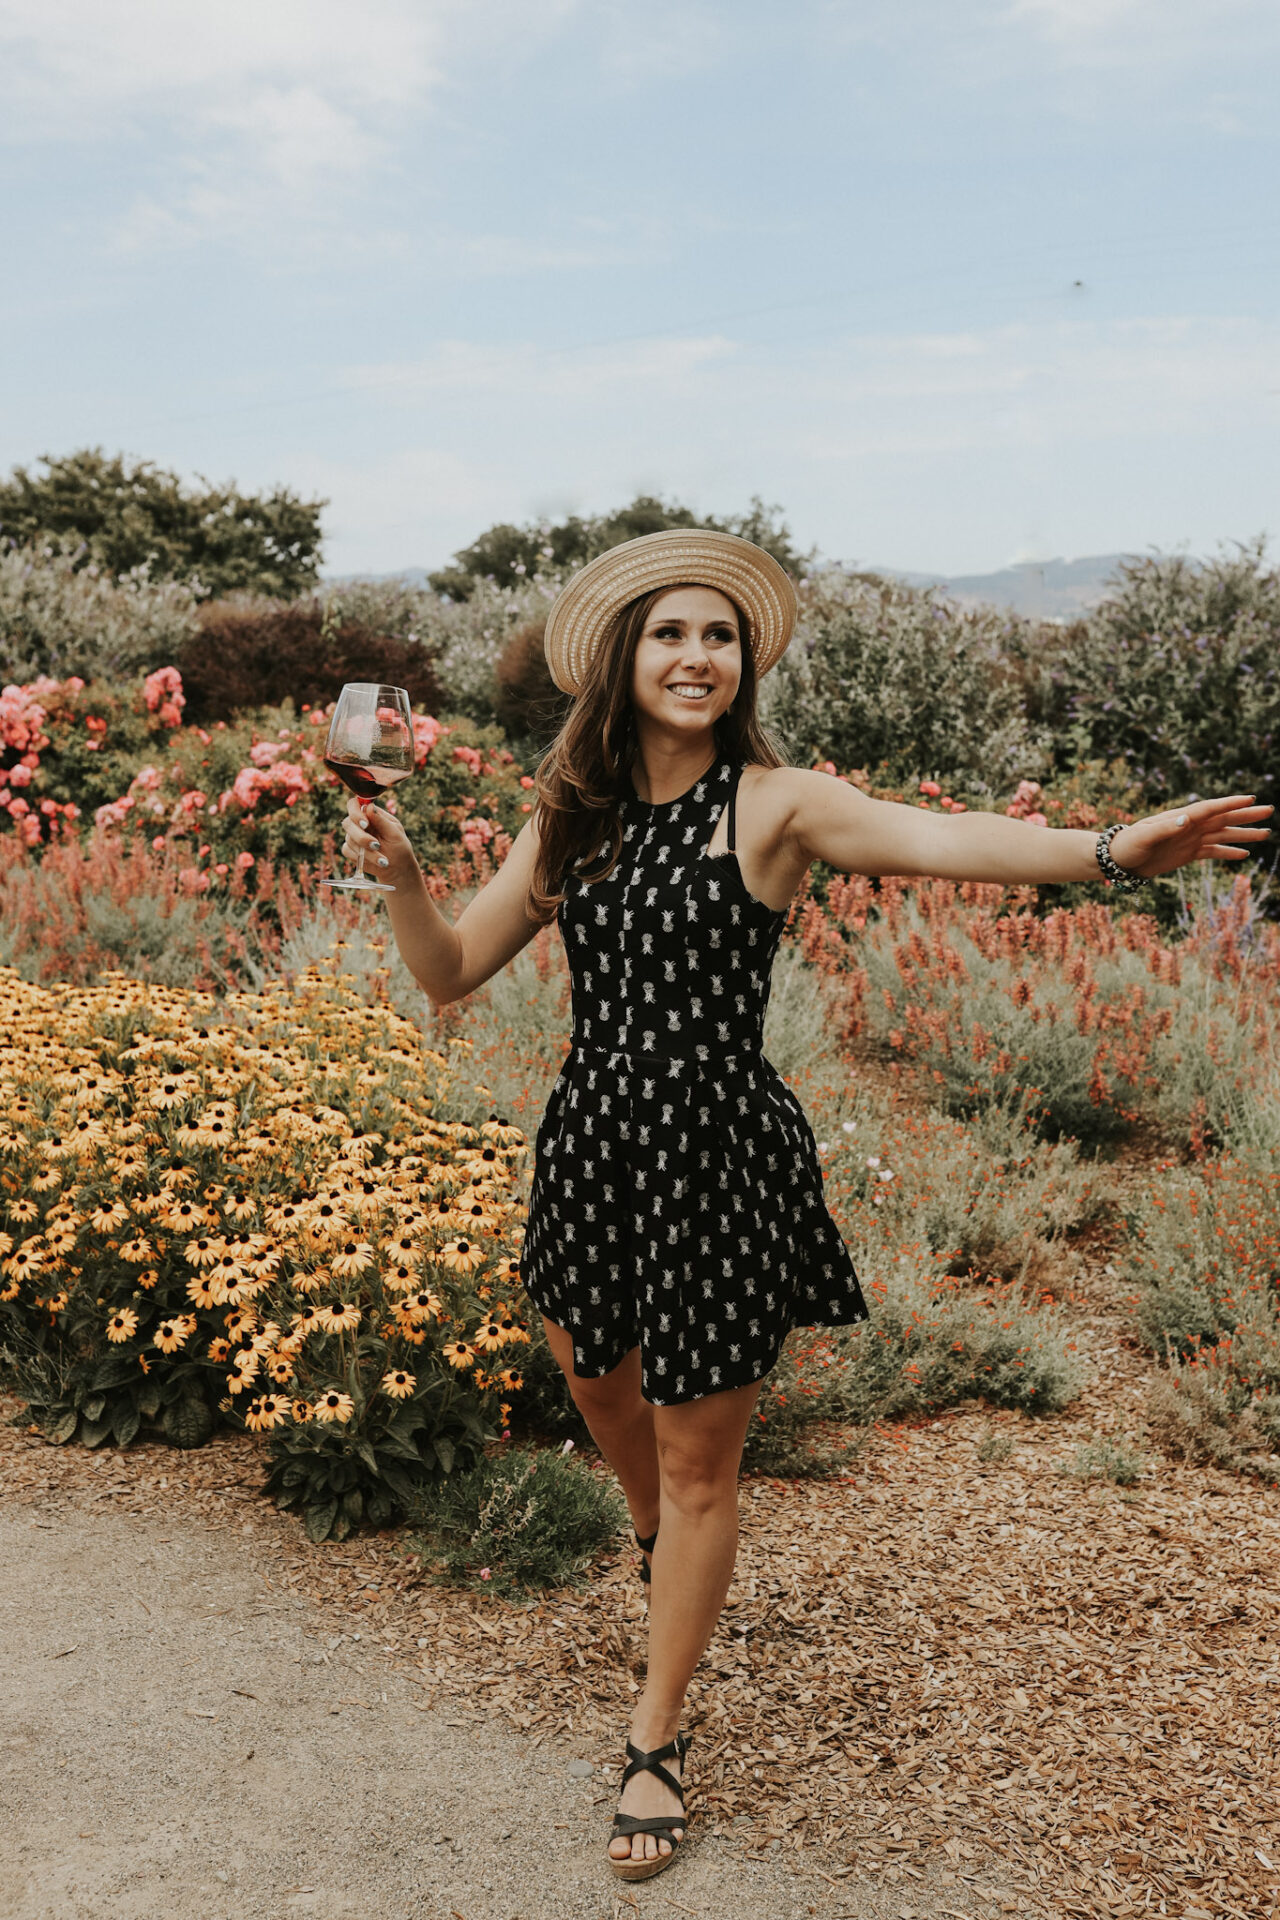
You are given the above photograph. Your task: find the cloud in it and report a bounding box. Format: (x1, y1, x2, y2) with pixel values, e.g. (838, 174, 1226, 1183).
(0, 0, 583, 249)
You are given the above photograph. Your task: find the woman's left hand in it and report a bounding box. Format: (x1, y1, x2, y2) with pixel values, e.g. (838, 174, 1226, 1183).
(1110, 794, 1273, 879)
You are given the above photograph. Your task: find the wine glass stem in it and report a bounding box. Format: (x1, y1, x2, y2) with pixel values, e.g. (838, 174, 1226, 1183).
(357, 801, 370, 881)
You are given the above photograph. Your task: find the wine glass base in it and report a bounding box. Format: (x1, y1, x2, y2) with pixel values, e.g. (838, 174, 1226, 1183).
(319, 876, 396, 894)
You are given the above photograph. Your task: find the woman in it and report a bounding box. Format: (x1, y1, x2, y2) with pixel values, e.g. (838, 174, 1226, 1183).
(345, 529, 1271, 1883)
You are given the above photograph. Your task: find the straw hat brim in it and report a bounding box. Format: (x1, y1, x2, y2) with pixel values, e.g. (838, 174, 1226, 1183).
(542, 528, 798, 696)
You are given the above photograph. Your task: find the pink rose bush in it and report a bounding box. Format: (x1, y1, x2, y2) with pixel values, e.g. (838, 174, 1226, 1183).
(0, 666, 534, 894)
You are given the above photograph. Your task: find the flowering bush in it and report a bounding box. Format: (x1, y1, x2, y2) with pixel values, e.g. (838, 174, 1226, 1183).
(0, 668, 532, 898)
(0, 538, 200, 685)
(0, 959, 542, 1541)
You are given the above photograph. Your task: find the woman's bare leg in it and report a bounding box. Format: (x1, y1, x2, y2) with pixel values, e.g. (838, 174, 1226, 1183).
(609, 1377, 762, 1865)
(539, 1316, 661, 1561)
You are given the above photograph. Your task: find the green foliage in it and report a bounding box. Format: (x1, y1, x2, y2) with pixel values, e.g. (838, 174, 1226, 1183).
(0, 538, 200, 683)
(760, 572, 1054, 796)
(406, 1442, 627, 1597)
(975, 1426, 1015, 1462)
(1063, 1436, 1147, 1485)
(0, 448, 325, 600)
(264, 1372, 491, 1543)
(1007, 541, 1280, 809)
(1123, 1156, 1280, 1361)
(428, 492, 811, 600)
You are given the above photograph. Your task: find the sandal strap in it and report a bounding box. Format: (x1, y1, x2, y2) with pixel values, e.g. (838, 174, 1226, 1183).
(610, 1813, 686, 1841)
(634, 1527, 658, 1555)
(620, 1732, 689, 1801)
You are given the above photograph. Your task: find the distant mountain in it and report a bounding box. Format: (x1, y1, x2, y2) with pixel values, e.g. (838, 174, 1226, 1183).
(325, 551, 1138, 620)
(872, 553, 1136, 620)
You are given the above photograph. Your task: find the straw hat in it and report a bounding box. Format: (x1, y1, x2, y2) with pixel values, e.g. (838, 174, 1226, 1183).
(542, 528, 798, 696)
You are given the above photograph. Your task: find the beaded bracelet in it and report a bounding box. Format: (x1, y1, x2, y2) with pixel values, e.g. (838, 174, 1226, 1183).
(1095, 823, 1150, 894)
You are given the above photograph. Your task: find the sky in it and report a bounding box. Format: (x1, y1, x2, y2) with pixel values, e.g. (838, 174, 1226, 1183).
(2, 0, 1277, 579)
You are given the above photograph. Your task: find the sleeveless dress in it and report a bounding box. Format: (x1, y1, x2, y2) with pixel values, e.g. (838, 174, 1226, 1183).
(518, 752, 869, 1405)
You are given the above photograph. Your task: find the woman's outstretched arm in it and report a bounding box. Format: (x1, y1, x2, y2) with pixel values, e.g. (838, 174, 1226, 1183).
(344, 798, 547, 1008)
(781, 769, 1273, 887)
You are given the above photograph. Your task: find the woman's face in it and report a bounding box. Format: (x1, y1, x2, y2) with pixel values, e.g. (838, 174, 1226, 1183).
(629, 585, 742, 740)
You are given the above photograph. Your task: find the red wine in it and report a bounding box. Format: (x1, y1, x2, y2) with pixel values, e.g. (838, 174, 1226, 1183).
(324, 759, 412, 801)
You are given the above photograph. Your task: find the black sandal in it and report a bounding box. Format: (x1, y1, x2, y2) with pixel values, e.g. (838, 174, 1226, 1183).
(608, 1730, 690, 1881)
(635, 1526, 657, 1589)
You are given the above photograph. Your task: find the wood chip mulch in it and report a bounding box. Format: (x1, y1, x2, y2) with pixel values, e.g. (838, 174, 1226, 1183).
(6, 1354, 1279, 1920)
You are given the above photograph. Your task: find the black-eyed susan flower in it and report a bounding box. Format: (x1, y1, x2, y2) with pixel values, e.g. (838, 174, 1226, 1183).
(106, 1307, 140, 1343)
(207, 1336, 232, 1363)
(381, 1231, 419, 1262)
(30, 1165, 63, 1194)
(495, 1368, 523, 1392)
(442, 1340, 475, 1370)
(267, 1356, 295, 1385)
(119, 1236, 153, 1264)
(471, 1319, 505, 1354)
(153, 1319, 189, 1353)
(244, 1393, 291, 1433)
(2, 1243, 43, 1279)
(223, 1191, 257, 1223)
(89, 1200, 130, 1234)
(223, 1307, 258, 1340)
(161, 1198, 209, 1228)
(380, 1369, 414, 1400)
(291, 1269, 324, 1297)
(437, 1238, 484, 1275)
(7, 1199, 39, 1225)
(330, 1240, 374, 1279)
(315, 1302, 362, 1335)
(292, 1398, 313, 1423)
(313, 1389, 355, 1425)
(383, 1263, 417, 1295)
(135, 1267, 160, 1291)
(184, 1235, 223, 1268)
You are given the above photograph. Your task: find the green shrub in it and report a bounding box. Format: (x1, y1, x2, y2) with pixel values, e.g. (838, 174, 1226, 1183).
(406, 1443, 627, 1598)
(0, 539, 199, 683)
(1063, 1437, 1147, 1486)
(759, 572, 1053, 796)
(1147, 1350, 1280, 1479)
(1123, 1156, 1280, 1361)
(975, 1426, 1015, 1462)
(1010, 541, 1280, 808)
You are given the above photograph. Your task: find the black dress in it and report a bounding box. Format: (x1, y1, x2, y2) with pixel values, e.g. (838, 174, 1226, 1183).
(518, 752, 869, 1405)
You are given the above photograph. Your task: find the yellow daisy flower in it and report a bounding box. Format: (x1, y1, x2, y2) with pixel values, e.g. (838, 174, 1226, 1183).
(266, 1356, 295, 1385)
(316, 1302, 362, 1334)
(380, 1370, 415, 1400)
(184, 1235, 223, 1269)
(119, 1236, 154, 1264)
(207, 1336, 232, 1363)
(244, 1393, 291, 1432)
(330, 1240, 375, 1279)
(442, 1340, 475, 1370)
(7, 1198, 39, 1225)
(153, 1319, 189, 1353)
(313, 1389, 355, 1425)
(89, 1200, 130, 1233)
(436, 1238, 485, 1274)
(471, 1319, 505, 1354)
(136, 1268, 160, 1291)
(107, 1308, 140, 1342)
(383, 1263, 417, 1296)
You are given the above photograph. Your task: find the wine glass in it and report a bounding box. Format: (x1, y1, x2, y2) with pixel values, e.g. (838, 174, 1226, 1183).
(320, 683, 415, 893)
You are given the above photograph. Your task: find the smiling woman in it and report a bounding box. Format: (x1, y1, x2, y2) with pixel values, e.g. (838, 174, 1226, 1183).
(346, 524, 1273, 1886)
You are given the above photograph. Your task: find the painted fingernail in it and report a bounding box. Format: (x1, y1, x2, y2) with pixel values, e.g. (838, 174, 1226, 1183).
(379, 856, 390, 867)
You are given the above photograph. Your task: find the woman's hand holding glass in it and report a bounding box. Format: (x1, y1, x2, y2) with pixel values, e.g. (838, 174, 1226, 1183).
(341, 796, 416, 881)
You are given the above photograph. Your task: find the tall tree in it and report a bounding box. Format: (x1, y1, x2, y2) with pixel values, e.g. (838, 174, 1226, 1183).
(0, 448, 326, 599)
(428, 493, 812, 600)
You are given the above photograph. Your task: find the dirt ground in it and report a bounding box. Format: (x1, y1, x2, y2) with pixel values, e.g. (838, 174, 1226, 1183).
(4, 1320, 1279, 1920)
(0, 1408, 1008, 1920)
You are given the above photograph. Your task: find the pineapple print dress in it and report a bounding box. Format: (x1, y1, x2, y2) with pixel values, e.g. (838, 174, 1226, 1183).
(519, 752, 869, 1406)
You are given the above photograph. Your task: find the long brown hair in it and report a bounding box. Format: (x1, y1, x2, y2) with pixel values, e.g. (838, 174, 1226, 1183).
(528, 583, 789, 924)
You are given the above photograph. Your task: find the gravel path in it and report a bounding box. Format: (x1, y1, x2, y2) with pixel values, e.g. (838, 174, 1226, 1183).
(0, 1496, 980, 1920)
